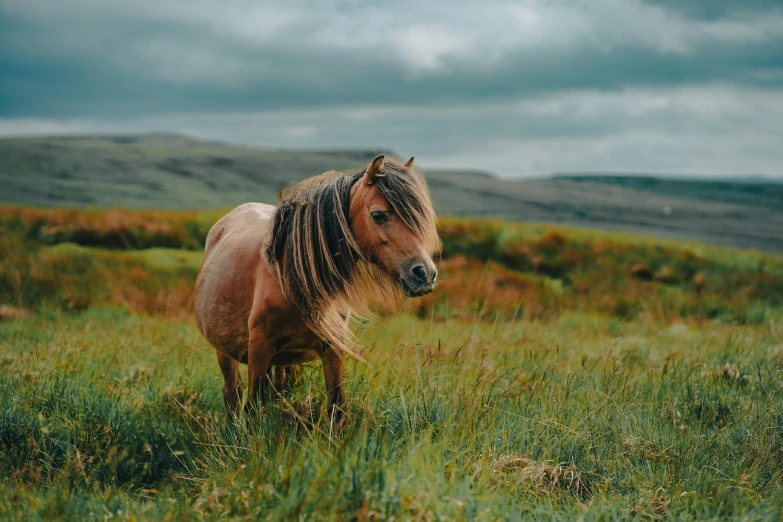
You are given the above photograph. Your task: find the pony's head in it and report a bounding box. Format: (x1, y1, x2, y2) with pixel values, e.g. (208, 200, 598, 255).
(350, 155, 440, 297)
(266, 154, 440, 356)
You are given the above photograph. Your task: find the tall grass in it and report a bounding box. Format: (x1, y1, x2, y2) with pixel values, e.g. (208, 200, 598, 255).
(1, 207, 782, 519)
(1, 308, 782, 520)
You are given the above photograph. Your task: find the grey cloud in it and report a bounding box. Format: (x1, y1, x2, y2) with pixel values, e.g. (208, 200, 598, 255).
(643, 0, 782, 20)
(1, 0, 782, 178)
(1, 0, 782, 117)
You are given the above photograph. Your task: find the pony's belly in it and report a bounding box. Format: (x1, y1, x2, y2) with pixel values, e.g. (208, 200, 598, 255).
(195, 274, 253, 359)
(270, 332, 321, 366)
(208, 328, 250, 360)
(271, 350, 319, 366)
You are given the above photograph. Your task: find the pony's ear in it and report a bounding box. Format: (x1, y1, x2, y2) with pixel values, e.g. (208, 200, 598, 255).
(404, 156, 415, 170)
(364, 154, 385, 185)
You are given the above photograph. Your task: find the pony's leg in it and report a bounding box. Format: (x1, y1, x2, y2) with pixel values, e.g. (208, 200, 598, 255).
(267, 365, 302, 391)
(265, 366, 285, 392)
(282, 365, 303, 386)
(217, 351, 243, 419)
(319, 345, 346, 429)
(244, 332, 273, 420)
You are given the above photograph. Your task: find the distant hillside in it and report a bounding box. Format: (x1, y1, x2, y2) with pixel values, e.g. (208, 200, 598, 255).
(1, 133, 782, 252)
(0, 133, 391, 209)
(554, 174, 783, 211)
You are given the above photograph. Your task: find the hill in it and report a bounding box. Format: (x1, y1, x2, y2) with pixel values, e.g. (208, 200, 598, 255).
(1, 133, 781, 252)
(0, 133, 390, 209)
(554, 173, 783, 210)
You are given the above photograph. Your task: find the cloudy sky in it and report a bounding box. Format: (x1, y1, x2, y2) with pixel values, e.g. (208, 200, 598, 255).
(1, 0, 782, 178)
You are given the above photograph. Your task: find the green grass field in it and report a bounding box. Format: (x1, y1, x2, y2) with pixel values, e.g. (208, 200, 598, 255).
(1, 208, 782, 520)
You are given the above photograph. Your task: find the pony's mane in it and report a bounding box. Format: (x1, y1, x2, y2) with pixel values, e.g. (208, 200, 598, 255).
(264, 159, 440, 358)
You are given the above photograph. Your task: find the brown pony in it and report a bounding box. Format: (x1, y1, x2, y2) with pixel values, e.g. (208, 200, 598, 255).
(194, 155, 440, 425)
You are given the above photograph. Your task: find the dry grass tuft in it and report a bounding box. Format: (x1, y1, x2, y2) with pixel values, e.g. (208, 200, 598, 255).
(630, 263, 654, 281)
(631, 488, 670, 520)
(700, 363, 748, 384)
(473, 453, 592, 500)
(0, 305, 31, 321)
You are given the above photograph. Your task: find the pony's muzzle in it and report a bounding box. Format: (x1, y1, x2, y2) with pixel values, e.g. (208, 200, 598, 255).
(401, 263, 437, 297)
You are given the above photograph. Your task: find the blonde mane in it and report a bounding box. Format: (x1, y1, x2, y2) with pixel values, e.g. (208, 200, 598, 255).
(264, 159, 440, 358)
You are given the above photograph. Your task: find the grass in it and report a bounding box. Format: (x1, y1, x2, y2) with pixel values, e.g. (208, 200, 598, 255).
(1, 207, 782, 520)
(2, 308, 782, 520)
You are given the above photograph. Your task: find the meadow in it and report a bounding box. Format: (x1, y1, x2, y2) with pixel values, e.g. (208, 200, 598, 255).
(1, 206, 782, 520)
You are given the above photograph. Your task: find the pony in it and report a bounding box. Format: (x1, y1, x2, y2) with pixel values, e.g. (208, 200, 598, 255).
(194, 155, 440, 426)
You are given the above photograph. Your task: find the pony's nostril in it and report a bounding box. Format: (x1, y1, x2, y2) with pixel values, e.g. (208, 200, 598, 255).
(411, 264, 428, 282)
(432, 268, 438, 282)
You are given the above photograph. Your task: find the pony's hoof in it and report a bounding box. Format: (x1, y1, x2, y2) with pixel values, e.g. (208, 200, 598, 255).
(327, 407, 348, 432)
(243, 405, 267, 430)
(224, 411, 243, 428)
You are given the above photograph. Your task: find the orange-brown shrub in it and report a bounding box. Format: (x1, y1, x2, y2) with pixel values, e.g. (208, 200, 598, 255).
(1, 209, 781, 325)
(0, 206, 213, 250)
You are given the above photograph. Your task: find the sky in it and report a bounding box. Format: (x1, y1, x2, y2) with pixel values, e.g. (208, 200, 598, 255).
(1, 0, 782, 178)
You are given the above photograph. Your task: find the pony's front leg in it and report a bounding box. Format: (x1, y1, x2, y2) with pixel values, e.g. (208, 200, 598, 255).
(319, 344, 346, 430)
(244, 330, 273, 420)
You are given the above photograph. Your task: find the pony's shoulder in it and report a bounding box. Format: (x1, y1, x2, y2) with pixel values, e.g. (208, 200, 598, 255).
(231, 202, 276, 219)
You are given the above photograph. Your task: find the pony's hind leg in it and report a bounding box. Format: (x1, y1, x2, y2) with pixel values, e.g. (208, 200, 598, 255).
(319, 345, 346, 429)
(216, 351, 243, 418)
(267, 365, 303, 391)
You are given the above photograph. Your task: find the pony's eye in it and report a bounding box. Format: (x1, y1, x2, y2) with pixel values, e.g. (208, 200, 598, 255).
(371, 210, 388, 223)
